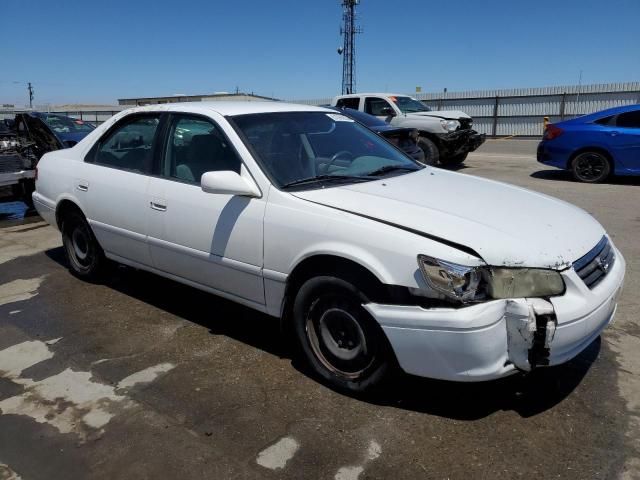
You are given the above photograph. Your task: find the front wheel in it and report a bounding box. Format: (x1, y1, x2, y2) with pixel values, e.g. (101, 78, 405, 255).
(416, 137, 440, 166)
(292, 276, 393, 393)
(571, 151, 611, 183)
(61, 211, 106, 280)
(441, 152, 468, 166)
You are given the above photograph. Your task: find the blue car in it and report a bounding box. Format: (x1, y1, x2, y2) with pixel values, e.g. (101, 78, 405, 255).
(537, 104, 640, 183)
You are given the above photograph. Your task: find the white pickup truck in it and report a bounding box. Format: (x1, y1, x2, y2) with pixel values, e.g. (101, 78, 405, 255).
(332, 93, 485, 166)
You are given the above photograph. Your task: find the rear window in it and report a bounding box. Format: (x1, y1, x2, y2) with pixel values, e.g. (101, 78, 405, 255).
(594, 115, 614, 126)
(336, 98, 360, 110)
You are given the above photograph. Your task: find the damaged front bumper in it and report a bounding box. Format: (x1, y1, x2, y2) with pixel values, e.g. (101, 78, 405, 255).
(437, 129, 486, 157)
(363, 246, 625, 382)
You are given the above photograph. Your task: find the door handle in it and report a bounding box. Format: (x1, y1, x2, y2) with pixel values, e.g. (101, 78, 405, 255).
(150, 201, 167, 212)
(77, 183, 89, 192)
(609, 131, 619, 136)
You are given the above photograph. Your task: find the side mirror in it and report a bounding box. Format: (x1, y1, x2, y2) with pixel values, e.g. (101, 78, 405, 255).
(200, 171, 261, 197)
(380, 106, 396, 117)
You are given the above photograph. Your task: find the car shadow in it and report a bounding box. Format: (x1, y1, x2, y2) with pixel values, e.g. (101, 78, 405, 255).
(531, 169, 640, 185)
(45, 247, 600, 421)
(363, 338, 600, 420)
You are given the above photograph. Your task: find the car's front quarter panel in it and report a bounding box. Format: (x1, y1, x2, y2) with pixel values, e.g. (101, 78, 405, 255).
(262, 187, 483, 316)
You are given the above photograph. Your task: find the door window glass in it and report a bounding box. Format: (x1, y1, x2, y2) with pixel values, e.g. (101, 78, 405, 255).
(336, 98, 360, 109)
(615, 111, 640, 129)
(95, 116, 160, 172)
(164, 116, 241, 184)
(364, 97, 393, 116)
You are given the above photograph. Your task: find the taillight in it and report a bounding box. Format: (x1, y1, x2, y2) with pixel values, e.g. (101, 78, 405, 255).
(544, 124, 564, 140)
(35, 166, 38, 181)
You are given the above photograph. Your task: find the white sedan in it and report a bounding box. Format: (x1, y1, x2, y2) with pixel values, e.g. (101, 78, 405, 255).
(33, 102, 625, 392)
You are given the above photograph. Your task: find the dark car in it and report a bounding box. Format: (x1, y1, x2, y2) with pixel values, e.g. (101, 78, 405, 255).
(537, 104, 640, 183)
(328, 107, 426, 163)
(15, 112, 95, 158)
(1, 112, 95, 205)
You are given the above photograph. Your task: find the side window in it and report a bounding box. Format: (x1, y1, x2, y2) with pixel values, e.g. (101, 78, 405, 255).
(364, 97, 393, 116)
(615, 111, 640, 129)
(336, 98, 360, 110)
(94, 115, 160, 172)
(595, 115, 614, 126)
(164, 115, 241, 184)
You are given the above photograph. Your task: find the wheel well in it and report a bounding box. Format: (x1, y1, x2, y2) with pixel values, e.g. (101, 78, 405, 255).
(281, 255, 388, 320)
(417, 131, 441, 145)
(567, 147, 613, 170)
(55, 200, 85, 230)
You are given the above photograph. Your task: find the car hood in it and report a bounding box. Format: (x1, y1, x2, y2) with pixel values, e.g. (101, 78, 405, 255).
(291, 168, 604, 268)
(406, 110, 471, 120)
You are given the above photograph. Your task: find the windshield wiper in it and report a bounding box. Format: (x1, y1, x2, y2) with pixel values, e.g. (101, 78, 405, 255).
(282, 174, 371, 188)
(366, 165, 420, 177)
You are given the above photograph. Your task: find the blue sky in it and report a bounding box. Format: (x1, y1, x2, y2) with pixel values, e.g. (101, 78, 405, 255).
(2, 0, 639, 106)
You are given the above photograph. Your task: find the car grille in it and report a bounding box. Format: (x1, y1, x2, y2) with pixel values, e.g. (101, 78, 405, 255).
(573, 236, 615, 289)
(0, 154, 25, 174)
(458, 118, 473, 130)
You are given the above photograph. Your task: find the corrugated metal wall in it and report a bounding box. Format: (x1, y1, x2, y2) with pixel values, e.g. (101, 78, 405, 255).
(289, 82, 640, 137)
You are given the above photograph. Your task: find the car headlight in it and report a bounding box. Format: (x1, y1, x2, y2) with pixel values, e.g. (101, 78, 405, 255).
(417, 255, 565, 303)
(440, 119, 460, 132)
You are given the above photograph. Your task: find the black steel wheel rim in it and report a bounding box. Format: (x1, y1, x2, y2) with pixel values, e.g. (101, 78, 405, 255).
(68, 222, 93, 268)
(305, 296, 376, 379)
(576, 153, 606, 181)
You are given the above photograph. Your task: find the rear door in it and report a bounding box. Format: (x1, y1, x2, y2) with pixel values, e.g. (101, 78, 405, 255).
(335, 97, 361, 110)
(146, 112, 266, 305)
(80, 113, 163, 266)
(607, 110, 640, 172)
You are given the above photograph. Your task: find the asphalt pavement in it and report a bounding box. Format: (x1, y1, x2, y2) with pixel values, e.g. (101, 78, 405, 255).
(0, 139, 639, 479)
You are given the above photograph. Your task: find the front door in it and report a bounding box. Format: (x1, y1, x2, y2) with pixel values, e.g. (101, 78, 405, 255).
(608, 110, 640, 172)
(147, 113, 266, 305)
(364, 96, 396, 122)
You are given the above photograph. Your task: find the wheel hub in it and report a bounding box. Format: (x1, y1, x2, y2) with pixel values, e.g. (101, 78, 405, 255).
(71, 228, 89, 262)
(318, 308, 367, 362)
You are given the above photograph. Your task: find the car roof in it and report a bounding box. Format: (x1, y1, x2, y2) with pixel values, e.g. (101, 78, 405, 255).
(124, 101, 332, 117)
(335, 93, 409, 98)
(561, 103, 640, 124)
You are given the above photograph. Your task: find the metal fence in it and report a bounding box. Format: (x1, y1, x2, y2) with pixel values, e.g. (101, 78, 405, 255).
(290, 82, 640, 137)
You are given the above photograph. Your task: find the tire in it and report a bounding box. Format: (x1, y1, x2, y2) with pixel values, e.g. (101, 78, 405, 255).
(417, 137, 440, 166)
(571, 151, 611, 183)
(292, 276, 392, 393)
(441, 152, 467, 166)
(61, 210, 106, 280)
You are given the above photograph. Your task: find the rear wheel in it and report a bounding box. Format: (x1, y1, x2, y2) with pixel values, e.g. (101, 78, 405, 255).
(292, 276, 393, 393)
(571, 151, 611, 183)
(417, 137, 440, 166)
(61, 210, 106, 280)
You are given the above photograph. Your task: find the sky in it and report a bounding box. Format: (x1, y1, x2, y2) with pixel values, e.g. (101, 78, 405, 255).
(2, 0, 639, 106)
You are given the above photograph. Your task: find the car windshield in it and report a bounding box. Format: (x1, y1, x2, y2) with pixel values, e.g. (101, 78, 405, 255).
(391, 96, 431, 113)
(232, 111, 422, 189)
(39, 114, 95, 133)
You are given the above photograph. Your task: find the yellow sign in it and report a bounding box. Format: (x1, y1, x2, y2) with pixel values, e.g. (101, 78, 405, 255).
(416, 86, 422, 93)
